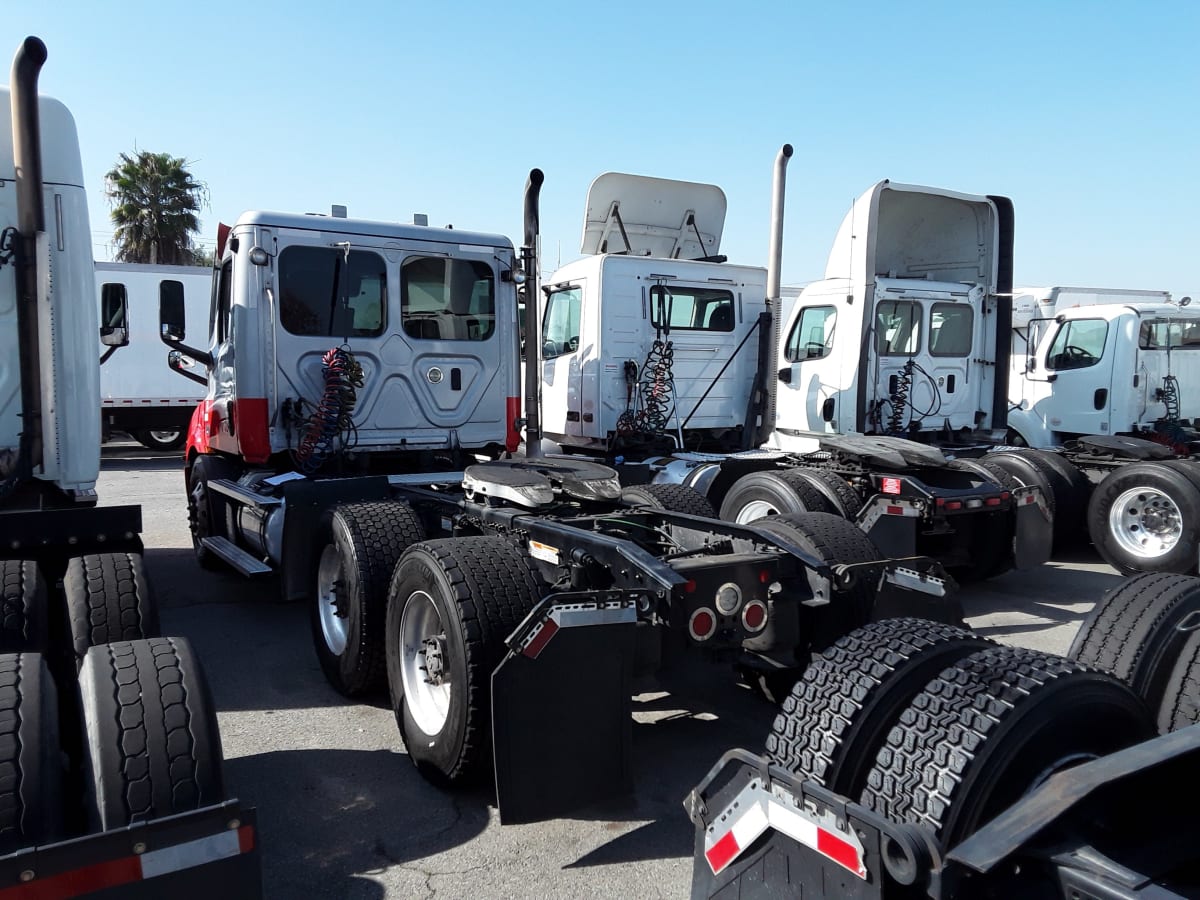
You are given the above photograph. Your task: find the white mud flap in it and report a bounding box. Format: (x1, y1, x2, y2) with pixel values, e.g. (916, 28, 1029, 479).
(491, 594, 638, 825)
(1012, 485, 1053, 568)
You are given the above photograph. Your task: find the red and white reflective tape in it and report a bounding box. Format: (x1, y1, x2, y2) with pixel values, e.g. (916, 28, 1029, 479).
(0, 825, 254, 899)
(704, 780, 865, 879)
(520, 602, 636, 659)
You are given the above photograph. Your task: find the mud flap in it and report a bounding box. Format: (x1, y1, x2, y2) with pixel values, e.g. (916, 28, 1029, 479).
(491, 593, 638, 824)
(1012, 485, 1053, 568)
(871, 559, 964, 625)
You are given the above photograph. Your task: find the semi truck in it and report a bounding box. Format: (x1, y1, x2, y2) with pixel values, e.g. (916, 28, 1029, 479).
(985, 289, 1200, 574)
(533, 149, 1051, 582)
(97, 261, 209, 450)
(686, 574, 1200, 898)
(160, 170, 959, 823)
(0, 37, 258, 897)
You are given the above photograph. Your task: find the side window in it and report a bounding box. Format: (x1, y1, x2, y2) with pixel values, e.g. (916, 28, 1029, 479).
(278, 246, 386, 337)
(784, 306, 837, 361)
(1139, 319, 1200, 349)
(542, 287, 582, 359)
(215, 262, 233, 343)
(929, 303, 974, 357)
(1046, 318, 1108, 370)
(874, 300, 921, 355)
(100, 283, 127, 330)
(650, 286, 734, 331)
(401, 257, 495, 341)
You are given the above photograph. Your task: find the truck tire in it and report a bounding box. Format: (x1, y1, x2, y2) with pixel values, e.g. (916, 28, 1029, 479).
(79, 638, 224, 831)
(766, 619, 992, 797)
(0, 560, 49, 653)
(1157, 628, 1200, 733)
(1016, 449, 1091, 540)
(975, 452, 1054, 513)
(719, 470, 836, 524)
(65, 552, 160, 665)
(187, 454, 241, 571)
(1067, 572, 1200, 714)
(136, 426, 186, 452)
(788, 468, 864, 518)
(0, 653, 63, 853)
(751, 512, 881, 648)
(861, 645, 1153, 845)
(312, 502, 425, 697)
(621, 483, 717, 552)
(1086, 462, 1200, 574)
(620, 482, 716, 518)
(386, 537, 543, 784)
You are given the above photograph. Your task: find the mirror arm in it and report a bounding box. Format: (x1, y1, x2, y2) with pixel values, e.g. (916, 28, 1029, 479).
(99, 345, 119, 365)
(161, 333, 213, 368)
(168, 350, 209, 386)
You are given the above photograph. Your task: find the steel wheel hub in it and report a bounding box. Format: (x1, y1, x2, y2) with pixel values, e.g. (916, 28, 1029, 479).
(1109, 487, 1183, 559)
(316, 545, 349, 655)
(736, 499, 780, 524)
(400, 590, 452, 735)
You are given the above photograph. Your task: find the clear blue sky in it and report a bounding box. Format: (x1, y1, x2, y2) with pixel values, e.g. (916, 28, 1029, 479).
(11, 1, 1199, 298)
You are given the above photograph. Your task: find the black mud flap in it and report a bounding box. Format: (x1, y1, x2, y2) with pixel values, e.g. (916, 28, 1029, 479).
(491, 593, 638, 825)
(1012, 485, 1053, 569)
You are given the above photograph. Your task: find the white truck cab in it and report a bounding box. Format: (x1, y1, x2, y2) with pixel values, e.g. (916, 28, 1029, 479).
(1008, 299, 1200, 447)
(539, 173, 768, 456)
(165, 211, 522, 469)
(770, 181, 1010, 453)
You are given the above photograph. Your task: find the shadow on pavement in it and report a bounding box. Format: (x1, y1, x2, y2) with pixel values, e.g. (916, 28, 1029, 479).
(226, 748, 488, 900)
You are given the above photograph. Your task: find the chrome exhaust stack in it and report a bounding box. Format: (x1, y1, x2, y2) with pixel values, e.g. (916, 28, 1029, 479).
(762, 143, 792, 441)
(521, 168, 545, 457)
(8, 36, 48, 482)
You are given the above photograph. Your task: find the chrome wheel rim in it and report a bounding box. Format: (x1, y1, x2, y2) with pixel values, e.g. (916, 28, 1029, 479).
(400, 590, 452, 735)
(1109, 487, 1183, 559)
(735, 499, 780, 523)
(316, 545, 348, 655)
(149, 429, 181, 443)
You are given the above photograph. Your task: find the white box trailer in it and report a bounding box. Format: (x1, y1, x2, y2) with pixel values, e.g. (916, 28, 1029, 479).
(96, 261, 209, 449)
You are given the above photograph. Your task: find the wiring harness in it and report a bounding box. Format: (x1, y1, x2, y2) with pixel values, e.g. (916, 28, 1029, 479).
(291, 346, 363, 474)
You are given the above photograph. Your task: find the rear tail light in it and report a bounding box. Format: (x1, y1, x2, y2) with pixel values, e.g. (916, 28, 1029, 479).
(944, 500, 963, 511)
(742, 600, 768, 633)
(689, 608, 716, 641)
(985, 496, 1002, 507)
(715, 583, 742, 615)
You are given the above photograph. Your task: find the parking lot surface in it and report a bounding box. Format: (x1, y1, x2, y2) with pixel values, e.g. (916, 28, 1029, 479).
(100, 443, 1123, 899)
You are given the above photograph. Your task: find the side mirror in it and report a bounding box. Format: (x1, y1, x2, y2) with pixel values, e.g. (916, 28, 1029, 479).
(99, 283, 129, 348)
(159, 280, 186, 341)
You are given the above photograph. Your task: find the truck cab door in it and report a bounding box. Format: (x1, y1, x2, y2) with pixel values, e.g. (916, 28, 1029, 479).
(541, 284, 584, 438)
(776, 302, 842, 435)
(1038, 316, 1114, 436)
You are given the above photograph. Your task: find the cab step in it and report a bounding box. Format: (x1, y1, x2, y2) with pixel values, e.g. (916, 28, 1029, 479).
(200, 537, 273, 577)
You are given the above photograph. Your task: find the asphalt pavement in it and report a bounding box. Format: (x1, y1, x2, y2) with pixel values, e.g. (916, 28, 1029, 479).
(98, 442, 1124, 899)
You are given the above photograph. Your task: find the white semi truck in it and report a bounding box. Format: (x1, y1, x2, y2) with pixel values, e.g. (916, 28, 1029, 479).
(983, 287, 1200, 575)
(0, 36, 258, 896)
(97, 261, 209, 450)
(161, 171, 957, 823)
(534, 150, 1050, 582)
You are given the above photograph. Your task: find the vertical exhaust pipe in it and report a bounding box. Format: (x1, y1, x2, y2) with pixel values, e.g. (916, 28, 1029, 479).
(521, 168, 545, 457)
(760, 143, 793, 442)
(9, 36, 48, 480)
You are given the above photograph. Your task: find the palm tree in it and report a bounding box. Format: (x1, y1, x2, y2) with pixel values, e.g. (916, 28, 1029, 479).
(105, 151, 209, 265)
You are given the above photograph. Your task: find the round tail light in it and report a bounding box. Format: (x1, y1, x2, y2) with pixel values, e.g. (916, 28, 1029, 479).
(688, 607, 716, 641)
(742, 600, 768, 633)
(714, 582, 742, 615)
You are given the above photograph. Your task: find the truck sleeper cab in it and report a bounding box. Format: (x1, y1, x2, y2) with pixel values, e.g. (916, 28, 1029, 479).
(163, 211, 523, 580)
